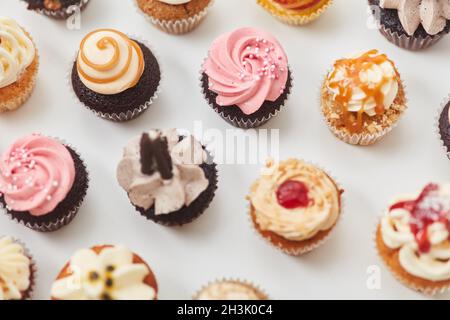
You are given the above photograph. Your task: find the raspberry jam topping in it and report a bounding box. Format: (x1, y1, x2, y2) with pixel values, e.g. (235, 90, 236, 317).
(276, 180, 312, 209)
(389, 183, 450, 253)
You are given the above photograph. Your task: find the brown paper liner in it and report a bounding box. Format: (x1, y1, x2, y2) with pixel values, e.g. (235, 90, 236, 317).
(375, 223, 450, 295)
(24, 0, 90, 20)
(379, 23, 445, 51)
(193, 278, 269, 300)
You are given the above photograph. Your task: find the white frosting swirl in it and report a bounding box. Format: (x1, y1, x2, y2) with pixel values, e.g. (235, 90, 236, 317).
(249, 159, 341, 241)
(0, 236, 31, 300)
(0, 17, 35, 89)
(196, 281, 264, 300)
(380, 185, 450, 282)
(51, 246, 156, 300)
(158, 0, 191, 4)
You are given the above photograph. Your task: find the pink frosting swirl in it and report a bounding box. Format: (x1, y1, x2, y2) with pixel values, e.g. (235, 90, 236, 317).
(203, 27, 289, 115)
(0, 134, 75, 216)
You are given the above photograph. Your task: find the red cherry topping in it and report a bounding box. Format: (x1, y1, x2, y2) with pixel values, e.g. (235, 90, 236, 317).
(276, 180, 312, 209)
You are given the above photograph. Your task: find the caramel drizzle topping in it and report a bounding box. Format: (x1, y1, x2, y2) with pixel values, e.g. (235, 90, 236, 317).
(77, 29, 144, 87)
(328, 49, 398, 134)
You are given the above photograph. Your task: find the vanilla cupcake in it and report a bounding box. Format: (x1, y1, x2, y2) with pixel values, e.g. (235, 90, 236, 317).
(248, 159, 343, 256)
(194, 279, 268, 300)
(321, 49, 407, 145)
(0, 17, 38, 113)
(376, 183, 450, 295)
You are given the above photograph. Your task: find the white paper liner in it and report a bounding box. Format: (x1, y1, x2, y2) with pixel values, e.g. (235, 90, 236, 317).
(248, 160, 345, 256)
(373, 214, 450, 296)
(320, 72, 407, 146)
(21, 0, 90, 20)
(199, 60, 293, 129)
(66, 34, 163, 122)
(192, 278, 269, 300)
(0, 136, 89, 232)
(134, 0, 213, 35)
(434, 94, 450, 160)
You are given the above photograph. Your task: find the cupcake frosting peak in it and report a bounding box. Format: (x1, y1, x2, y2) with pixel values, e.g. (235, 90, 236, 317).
(380, 0, 450, 36)
(77, 29, 145, 95)
(203, 27, 288, 115)
(0, 17, 36, 89)
(0, 134, 75, 216)
(381, 183, 450, 281)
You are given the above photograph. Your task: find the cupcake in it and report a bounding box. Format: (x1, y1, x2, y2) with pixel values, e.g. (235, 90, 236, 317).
(0, 17, 38, 113)
(117, 129, 218, 226)
(437, 95, 450, 158)
(0, 134, 89, 232)
(0, 236, 36, 300)
(257, 0, 333, 25)
(369, 0, 450, 50)
(201, 27, 292, 129)
(135, 0, 213, 35)
(70, 29, 161, 122)
(51, 245, 158, 300)
(247, 159, 343, 256)
(193, 279, 268, 300)
(22, 0, 90, 20)
(321, 49, 407, 146)
(376, 183, 450, 295)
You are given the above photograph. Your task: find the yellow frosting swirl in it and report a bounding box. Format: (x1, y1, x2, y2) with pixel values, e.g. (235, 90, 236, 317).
(77, 29, 144, 95)
(249, 159, 341, 241)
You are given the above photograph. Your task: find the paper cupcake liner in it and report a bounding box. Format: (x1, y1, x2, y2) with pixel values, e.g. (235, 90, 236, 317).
(0, 137, 89, 232)
(434, 94, 450, 160)
(257, 0, 332, 26)
(320, 73, 407, 146)
(373, 217, 450, 296)
(193, 278, 269, 300)
(134, 0, 213, 35)
(66, 35, 163, 122)
(199, 62, 293, 129)
(21, 0, 90, 20)
(248, 160, 345, 256)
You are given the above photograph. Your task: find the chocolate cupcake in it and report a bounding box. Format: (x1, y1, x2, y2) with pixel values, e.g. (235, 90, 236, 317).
(117, 129, 218, 226)
(376, 183, 450, 295)
(201, 27, 292, 129)
(369, 0, 450, 50)
(135, 0, 213, 35)
(22, 0, 90, 20)
(0, 17, 39, 113)
(70, 29, 162, 122)
(248, 158, 343, 256)
(437, 95, 450, 158)
(51, 245, 158, 300)
(0, 134, 89, 232)
(193, 279, 268, 300)
(0, 236, 36, 300)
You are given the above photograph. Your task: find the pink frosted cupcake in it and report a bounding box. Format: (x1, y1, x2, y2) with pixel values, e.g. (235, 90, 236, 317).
(201, 27, 292, 129)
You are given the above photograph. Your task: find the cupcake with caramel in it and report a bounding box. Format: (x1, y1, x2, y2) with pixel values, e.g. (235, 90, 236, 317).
(248, 159, 343, 256)
(321, 49, 407, 146)
(51, 245, 158, 300)
(376, 183, 450, 295)
(22, 0, 90, 20)
(257, 0, 333, 25)
(0, 17, 38, 113)
(71, 29, 161, 122)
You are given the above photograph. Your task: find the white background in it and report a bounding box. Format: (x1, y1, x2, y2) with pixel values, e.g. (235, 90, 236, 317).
(1, 0, 450, 300)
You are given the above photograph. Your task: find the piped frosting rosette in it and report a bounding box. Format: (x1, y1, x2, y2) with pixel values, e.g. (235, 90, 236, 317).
(248, 159, 343, 255)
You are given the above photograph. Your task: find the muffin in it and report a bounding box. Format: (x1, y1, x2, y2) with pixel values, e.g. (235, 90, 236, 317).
(117, 129, 218, 226)
(70, 29, 161, 122)
(22, 0, 90, 20)
(0, 236, 36, 300)
(201, 27, 292, 129)
(437, 95, 450, 158)
(321, 49, 407, 146)
(0, 134, 89, 232)
(135, 0, 213, 34)
(257, 0, 333, 25)
(0, 17, 38, 113)
(369, 0, 450, 50)
(194, 279, 268, 300)
(376, 183, 450, 295)
(247, 158, 343, 256)
(51, 245, 158, 300)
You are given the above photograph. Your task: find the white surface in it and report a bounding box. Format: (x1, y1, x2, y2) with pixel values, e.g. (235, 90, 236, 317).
(1, 0, 450, 300)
